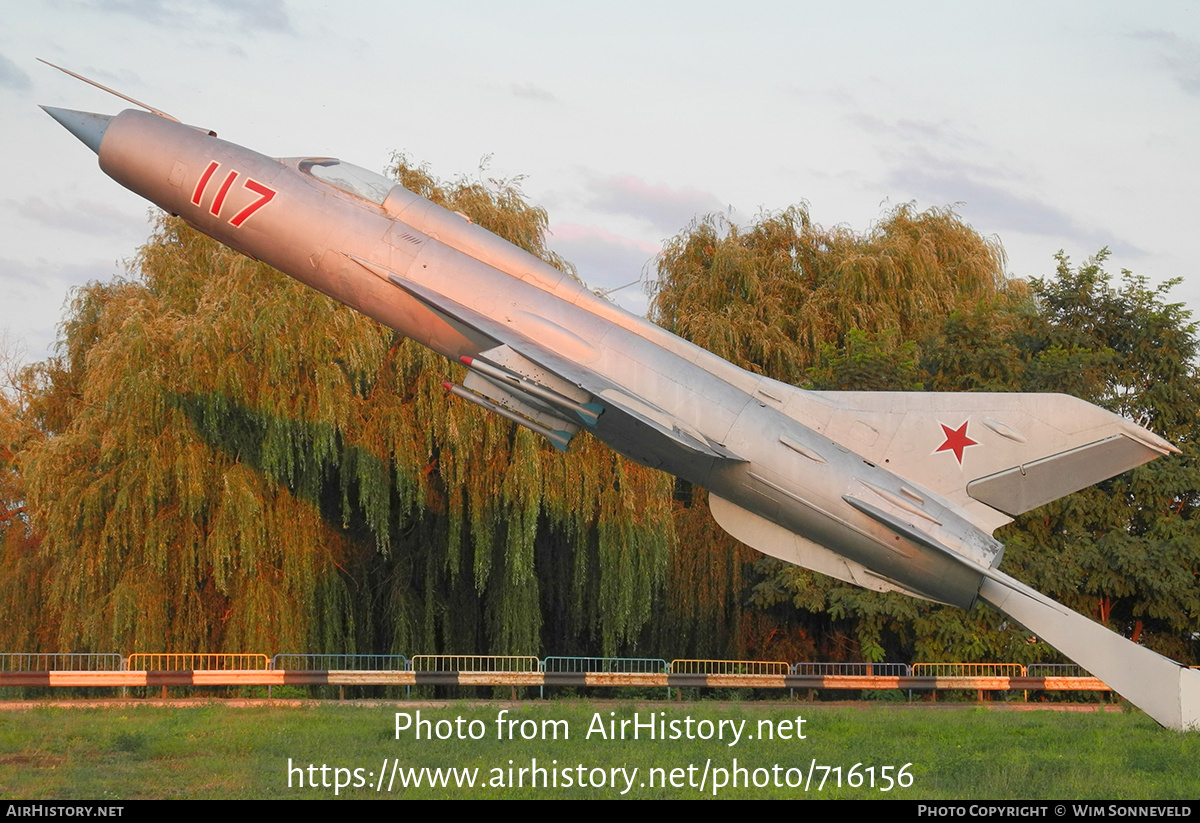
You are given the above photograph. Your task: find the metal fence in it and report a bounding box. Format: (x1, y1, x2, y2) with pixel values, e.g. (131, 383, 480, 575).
(911, 662, 1025, 678)
(272, 654, 409, 671)
(409, 655, 540, 673)
(541, 656, 667, 674)
(0, 653, 123, 672)
(792, 662, 910, 677)
(1027, 663, 1090, 678)
(671, 659, 790, 676)
(126, 653, 271, 671)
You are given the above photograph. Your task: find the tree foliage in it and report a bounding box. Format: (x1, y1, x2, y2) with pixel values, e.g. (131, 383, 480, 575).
(7, 161, 673, 657)
(0, 337, 48, 652)
(997, 254, 1200, 662)
(652, 204, 1016, 384)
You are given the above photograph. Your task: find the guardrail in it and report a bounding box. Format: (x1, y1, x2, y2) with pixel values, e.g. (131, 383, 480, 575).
(0, 651, 1122, 703)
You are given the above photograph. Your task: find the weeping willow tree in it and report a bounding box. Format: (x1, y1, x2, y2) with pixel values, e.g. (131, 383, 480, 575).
(0, 338, 50, 653)
(11, 159, 674, 657)
(652, 204, 1017, 384)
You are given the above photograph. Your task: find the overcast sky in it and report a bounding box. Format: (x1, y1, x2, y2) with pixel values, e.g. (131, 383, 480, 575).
(3, 1, 1199, 364)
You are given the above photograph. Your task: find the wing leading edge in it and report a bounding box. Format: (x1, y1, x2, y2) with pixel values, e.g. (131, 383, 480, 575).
(347, 255, 745, 467)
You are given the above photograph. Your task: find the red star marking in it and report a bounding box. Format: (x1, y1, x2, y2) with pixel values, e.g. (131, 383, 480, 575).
(936, 421, 978, 464)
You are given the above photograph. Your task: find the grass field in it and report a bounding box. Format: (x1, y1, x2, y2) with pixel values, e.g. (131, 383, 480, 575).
(1, 700, 1197, 799)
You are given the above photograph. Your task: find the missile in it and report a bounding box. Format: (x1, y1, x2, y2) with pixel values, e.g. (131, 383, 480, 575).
(442, 381, 573, 453)
(40, 64, 1199, 730)
(460, 355, 604, 426)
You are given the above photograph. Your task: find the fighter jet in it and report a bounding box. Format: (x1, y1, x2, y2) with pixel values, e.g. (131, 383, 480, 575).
(40, 62, 1200, 730)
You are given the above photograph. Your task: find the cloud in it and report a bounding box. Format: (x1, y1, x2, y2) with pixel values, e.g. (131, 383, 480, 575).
(888, 154, 1143, 257)
(6, 196, 146, 238)
(0, 53, 32, 91)
(551, 222, 660, 256)
(1133, 30, 1200, 98)
(210, 0, 291, 32)
(0, 255, 122, 293)
(0, 256, 123, 360)
(845, 112, 983, 151)
(0, 258, 50, 292)
(843, 106, 1143, 259)
(81, 0, 293, 33)
(585, 175, 725, 235)
(510, 83, 558, 103)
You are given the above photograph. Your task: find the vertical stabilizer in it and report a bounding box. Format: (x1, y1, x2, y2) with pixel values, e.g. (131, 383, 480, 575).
(979, 574, 1200, 731)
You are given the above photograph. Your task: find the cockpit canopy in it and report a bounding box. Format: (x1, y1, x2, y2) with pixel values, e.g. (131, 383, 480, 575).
(298, 158, 396, 206)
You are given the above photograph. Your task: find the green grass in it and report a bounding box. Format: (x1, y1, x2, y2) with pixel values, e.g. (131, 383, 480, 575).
(1, 701, 1197, 799)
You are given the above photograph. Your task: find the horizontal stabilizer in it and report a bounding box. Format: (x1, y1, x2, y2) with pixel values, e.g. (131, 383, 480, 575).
(772, 386, 1177, 533)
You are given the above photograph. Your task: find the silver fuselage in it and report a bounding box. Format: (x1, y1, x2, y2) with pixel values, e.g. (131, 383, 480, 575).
(96, 108, 992, 609)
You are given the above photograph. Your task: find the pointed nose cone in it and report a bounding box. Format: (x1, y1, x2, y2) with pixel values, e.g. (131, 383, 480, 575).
(40, 106, 114, 155)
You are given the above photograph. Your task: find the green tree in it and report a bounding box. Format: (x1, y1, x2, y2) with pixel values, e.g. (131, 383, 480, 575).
(0, 337, 50, 652)
(652, 203, 1013, 384)
(998, 253, 1200, 663)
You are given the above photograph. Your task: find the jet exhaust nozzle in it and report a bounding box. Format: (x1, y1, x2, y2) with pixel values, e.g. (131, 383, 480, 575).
(40, 106, 113, 155)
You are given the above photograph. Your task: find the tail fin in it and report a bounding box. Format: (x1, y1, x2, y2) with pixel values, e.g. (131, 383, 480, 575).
(980, 571, 1200, 731)
(776, 388, 1177, 533)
